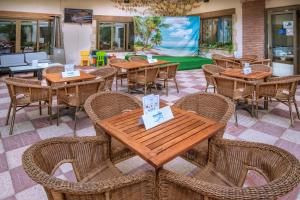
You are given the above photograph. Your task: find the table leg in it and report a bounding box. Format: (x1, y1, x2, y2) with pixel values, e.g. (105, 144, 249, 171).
(9, 70, 13, 77)
(37, 70, 43, 80)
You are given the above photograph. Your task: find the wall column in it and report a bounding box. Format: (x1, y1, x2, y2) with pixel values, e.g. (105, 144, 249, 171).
(242, 0, 265, 59)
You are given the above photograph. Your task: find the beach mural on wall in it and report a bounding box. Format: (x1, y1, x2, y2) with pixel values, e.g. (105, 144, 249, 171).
(133, 16, 200, 56)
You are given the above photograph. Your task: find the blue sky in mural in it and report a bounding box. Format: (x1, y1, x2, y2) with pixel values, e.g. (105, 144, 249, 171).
(158, 16, 200, 48)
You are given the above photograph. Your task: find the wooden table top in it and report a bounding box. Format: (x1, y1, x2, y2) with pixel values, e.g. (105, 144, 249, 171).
(221, 68, 272, 80)
(98, 106, 225, 169)
(110, 60, 168, 70)
(44, 71, 96, 84)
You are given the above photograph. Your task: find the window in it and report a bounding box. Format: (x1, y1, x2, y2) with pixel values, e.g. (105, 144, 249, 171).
(0, 19, 52, 55)
(201, 16, 232, 48)
(0, 20, 16, 54)
(98, 22, 134, 51)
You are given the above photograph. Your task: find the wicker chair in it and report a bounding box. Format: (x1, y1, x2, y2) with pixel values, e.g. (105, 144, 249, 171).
(4, 77, 52, 135)
(84, 92, 142, 163)
(250, 59, 271, 66)
(22, 137, 155, 200)
(109, 58, 128, 91)
(128, 55, 147, 62)
(128, 67, 159, 95)
(202, 64, 225, 93)
(213, 58, 241, 69)
(159, 138, 300, 200)
(89, 67, 117, 91)
(211, 53, 226, 61)
(243, 54, 258, 62)
(212, 75, 255, 125)
(174, 93, 234, 167)
(256, 75, 300, 127)
(250, 64, 272, 72)
(56, 79, 105, 135)
(157, 63, 179, 96)
(42, 65, 65, 87)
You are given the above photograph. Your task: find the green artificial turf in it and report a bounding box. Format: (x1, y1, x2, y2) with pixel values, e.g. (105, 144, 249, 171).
(125, 55, 213, 71)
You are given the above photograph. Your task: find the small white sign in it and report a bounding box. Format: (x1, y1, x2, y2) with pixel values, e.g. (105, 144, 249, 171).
(142, 106, 174, 130)
(147, 54, 153, 60)
(143, 94, 160, 115)
(148, 58, 158, 64)
(62, 70, 80, 78)
(64, 64, 75, 72)
(283, 21, 293, 29)
(243, 67, 252, 75)
(286, 28, 294, 36)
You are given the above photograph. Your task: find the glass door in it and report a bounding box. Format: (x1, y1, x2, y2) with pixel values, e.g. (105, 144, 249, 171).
(268, 10, 298, 76)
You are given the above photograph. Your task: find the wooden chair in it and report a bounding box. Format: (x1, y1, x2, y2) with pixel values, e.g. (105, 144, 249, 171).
(202, 64, 225, 93)
(243, 54, 258, 62)
(109, 58, 128, 91)
(128, 67, 159, 95)
(157, 63, 179, 96)
(4, 77, 52, 135)
(22, 137, 155, 200)
(89, 67, 117, 91)
(256, 75, 300, 127)
(56, 79, 105, 135)
(84, 92, 141, 163)
(128, 55, 147, 62)
(211, 53, 226, 61)
(212, 75, 255, 125)
(174, 93, 234, 167)
(213, 58, 241, 69)
(159, 138, 300, 200)
(250, 59, 271, 66)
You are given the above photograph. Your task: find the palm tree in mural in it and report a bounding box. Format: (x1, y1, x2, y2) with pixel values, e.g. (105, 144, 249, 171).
(134, 16, 170, 50)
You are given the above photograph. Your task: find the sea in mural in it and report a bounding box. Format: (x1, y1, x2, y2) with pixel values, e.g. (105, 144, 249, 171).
(134, 16, 200, 56)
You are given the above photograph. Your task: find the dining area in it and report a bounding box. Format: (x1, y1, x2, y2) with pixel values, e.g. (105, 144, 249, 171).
(0, 54, 300, 200)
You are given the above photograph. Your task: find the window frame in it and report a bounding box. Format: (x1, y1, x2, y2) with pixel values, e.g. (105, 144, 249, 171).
(200, 15, 233, 48)
(96, 21, 134, 52)
(0, 18, 53, 54)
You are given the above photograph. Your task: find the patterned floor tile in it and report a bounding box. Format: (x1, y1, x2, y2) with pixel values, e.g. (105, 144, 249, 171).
(0, 171, 15, 199)
(15, 184, 47, 200)
(6, 145, 30, 169)
(10, 166, 36, 193)
(281, 129, 300, 145)
(238, 129, 278, 145)
(37, 123, 73, 140)
(251, 121, 286, 138)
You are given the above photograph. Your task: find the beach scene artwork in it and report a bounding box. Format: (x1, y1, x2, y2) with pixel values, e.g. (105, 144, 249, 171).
(133, 16, 200, 56)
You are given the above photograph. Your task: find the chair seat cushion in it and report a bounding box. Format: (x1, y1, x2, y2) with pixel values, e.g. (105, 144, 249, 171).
(80, 159, 122, 183)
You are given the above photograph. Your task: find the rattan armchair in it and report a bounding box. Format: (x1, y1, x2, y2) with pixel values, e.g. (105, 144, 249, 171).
(202, 64, 225, 93)
(250, 59, 271, 66)
(128, 67, 159, 95)
(22, 137, 155, 200)
(157, 63, 179, 96)
(213, 58, 241, 69)
(243, 54, 258, 62)
(42, 65, 65, 87)
(159, 138, 300, 200)
(174, 92, 234, 167)
(128, 55, 147, 62)
(84, 92, 142, 163)
(4, 77, 52, 135)
(250, 64, 272, 72)
(256, 75, 300, 127)
(109, 58, 128, 91)
(56, 79, 105, 135)
(212, 75, 255, 125)
(89, 67, 117, 91)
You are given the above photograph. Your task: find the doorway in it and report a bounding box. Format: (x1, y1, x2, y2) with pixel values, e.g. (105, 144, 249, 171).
(267, 9, 299, 76)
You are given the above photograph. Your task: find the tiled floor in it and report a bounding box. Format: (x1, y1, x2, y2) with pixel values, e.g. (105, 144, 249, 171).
(0, 69, 299, 199)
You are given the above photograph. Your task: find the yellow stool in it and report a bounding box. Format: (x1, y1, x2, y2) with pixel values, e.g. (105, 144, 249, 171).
(80, 50, 90, 66)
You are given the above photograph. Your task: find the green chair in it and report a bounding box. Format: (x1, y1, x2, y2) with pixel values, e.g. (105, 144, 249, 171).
(96, 51, 106, 67)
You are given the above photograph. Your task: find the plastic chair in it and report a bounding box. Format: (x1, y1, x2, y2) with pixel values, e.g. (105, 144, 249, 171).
(80, 50, 90, 66)
(96, 51, 106, 67)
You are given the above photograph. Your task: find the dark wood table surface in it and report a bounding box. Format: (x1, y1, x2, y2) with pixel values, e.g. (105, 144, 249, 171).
(98, 106, 225, 169)
(44, 71, 96, 85)
(110, 60, 169, 70)
(221, 68, 272, 80)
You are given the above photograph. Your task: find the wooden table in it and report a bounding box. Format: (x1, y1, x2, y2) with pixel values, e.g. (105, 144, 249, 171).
(221, 68, 272, 80)
(110, 60, 168, 70)
(44, 71, 96, 85)
(98, 106, 225, 169)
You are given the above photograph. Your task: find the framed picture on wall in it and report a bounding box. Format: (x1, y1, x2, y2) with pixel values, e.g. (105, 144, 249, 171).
(64, 8, 93, 24)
